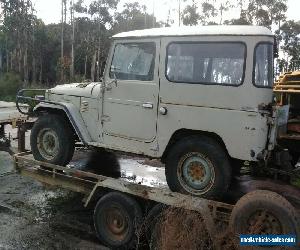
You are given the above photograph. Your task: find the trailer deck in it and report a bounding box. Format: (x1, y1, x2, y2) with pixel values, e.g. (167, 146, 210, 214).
(14, 152, 233, 241)
(13, 151, 300, 249)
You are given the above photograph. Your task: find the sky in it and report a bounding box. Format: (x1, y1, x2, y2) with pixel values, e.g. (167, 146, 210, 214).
(32, 0, 299, 25)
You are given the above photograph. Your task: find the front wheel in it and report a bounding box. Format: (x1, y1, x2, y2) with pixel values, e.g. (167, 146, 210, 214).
(165, 135, 231, 199)
(30, 114, 75, 166)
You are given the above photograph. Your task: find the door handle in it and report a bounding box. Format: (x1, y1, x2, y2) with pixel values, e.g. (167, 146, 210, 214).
(142, 103, 153, 109)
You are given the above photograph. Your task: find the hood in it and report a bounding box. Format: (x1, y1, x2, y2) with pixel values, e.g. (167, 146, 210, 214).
(48, 82, 103, 98)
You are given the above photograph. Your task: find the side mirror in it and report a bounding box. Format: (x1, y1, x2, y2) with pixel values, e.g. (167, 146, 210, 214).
(105, 72, 118, 91)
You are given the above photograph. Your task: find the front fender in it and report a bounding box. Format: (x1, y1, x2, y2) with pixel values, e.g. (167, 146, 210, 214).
(34, 102, 92, 145)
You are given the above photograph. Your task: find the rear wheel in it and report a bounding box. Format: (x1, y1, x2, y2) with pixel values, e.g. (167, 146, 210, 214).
(165, 135, 231, 199)
(30, 114, 75, 166)
(94, 192, 142, 249)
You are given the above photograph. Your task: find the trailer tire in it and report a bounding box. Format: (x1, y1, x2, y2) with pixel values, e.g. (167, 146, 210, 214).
(230, 190, 300, 247)
(94, 192, 142, 249)
(30, 114, 75, 166)
(165, 135, 231, 199)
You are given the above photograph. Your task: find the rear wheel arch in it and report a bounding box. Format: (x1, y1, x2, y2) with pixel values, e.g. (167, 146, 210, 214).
(161, 129, 229, 164)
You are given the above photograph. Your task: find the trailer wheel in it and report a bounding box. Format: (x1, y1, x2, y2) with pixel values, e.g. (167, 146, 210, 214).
(230, 190, 300, 246)
(30, 114, 75, 166)
(94, 192, 142, 249)
(165, 135, 231, 199)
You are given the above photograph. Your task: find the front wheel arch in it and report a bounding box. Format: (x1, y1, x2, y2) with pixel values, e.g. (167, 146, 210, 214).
(35, 107, 79, 141)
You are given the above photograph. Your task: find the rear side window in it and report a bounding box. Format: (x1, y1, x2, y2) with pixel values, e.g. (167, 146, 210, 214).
(166, 42, 246, 86)
(110, 42, 156, 81)
(254, 43, 273, 88)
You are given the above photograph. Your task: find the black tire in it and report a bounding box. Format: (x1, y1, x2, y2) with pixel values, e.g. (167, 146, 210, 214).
(94, 192, 143, 249)
(230, 190, 300, 248)
(30, 114, 75, 166)
(165, 135, 231, 199)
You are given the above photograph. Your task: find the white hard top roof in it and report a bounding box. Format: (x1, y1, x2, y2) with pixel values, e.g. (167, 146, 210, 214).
(113, 25, 273, 39)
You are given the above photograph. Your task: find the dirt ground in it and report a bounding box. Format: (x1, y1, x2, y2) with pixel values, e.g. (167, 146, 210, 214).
(0, 151, 110, 250)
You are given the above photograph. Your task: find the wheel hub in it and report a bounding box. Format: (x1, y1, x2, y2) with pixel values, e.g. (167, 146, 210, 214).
(105, 207, 129, 241)
(178, 152, 215, 193)
(188, 162, 206, 181)
(247, 210, 283, 234)
(37, 128, 59, 160)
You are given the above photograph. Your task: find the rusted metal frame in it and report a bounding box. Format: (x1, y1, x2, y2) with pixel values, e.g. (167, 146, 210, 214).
(16, 121, 33, 153)
(15, 154, 105, 181)
(15, 153, 233, 249)
(17, 125, 26, 153)
(17, 161, 98, 185)
(19, 167, 94, 194)
(15, 154, 233, 211)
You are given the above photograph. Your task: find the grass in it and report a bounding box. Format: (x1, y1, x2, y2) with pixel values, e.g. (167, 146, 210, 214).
(291, 178, 300, 188)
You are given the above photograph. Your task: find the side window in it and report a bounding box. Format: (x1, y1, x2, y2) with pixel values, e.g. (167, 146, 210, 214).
(166, 42, 246, 85)
(110, 42, 156, 81)
(254, 43, 273, 88)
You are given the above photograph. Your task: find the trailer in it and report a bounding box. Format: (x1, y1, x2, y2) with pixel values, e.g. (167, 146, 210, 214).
(13, 151, 300, 249)
(1, 101, 299, 249)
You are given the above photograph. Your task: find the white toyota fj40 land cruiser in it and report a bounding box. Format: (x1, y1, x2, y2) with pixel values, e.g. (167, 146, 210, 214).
(28, 25, 275, 199)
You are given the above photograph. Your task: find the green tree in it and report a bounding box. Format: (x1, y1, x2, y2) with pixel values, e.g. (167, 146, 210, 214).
(228, 0, 287, 28)
(280, 20, 300, 71)
(182, 0, 200, 26)
(113, 2, 159, 33)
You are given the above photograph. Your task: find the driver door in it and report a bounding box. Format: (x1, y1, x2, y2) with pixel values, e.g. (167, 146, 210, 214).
(102, 39, 160, 147)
